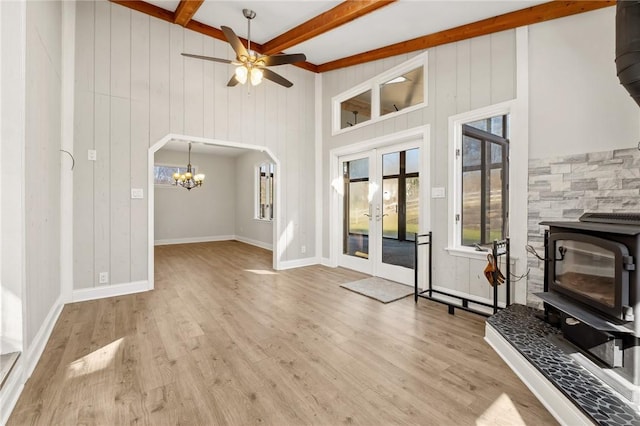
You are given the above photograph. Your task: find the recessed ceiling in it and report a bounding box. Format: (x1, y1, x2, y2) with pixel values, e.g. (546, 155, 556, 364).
(120, 0, 614, 70)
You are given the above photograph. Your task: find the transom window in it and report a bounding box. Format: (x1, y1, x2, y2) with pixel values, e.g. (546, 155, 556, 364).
(333, 53, 427, 134)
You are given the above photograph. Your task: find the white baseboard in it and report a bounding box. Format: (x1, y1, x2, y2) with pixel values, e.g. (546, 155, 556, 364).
(72, 280, 151, 303)
(234, 235, 273, 251)
(484, 323, 591, 426)
(25, 295, 64, 379)
(0, 357, 24, 426)
(154, 235, 235, 246)
(321, 257, 334, 267)
(1, 295, 64, 424)
(278, 257, 320, 270)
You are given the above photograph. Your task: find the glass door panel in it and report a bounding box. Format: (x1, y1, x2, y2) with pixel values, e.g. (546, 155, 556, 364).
(406, 176, 419, 241)
(346, 181, 370, 257)
(382, 179, 398, 239)
(380, 148, 419, 271)
(343, 157, 370, 260)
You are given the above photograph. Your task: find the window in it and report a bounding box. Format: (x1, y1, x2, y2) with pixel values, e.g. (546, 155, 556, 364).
(459, 115, 509, 247)
(256, 163, 274, 221)
(154, 164, 196, 187)
(380, 66, 424, 117)
(333, 53, 427, 133)
(340, 90, 372, 129)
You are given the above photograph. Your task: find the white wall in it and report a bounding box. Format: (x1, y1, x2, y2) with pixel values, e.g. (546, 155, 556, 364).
(321, 30, 520, 304)
(1, 1, 63, 423)
(0, 0, 26, 357)
(529, 7, 640, 159)
(73, 0, 316, 290)
(154, 148, 236, 243)
(235, 150, 274, 249)
(24, 0, 62, 347)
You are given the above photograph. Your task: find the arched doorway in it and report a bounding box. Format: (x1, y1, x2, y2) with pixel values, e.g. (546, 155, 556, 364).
(147, 134, 282, 289)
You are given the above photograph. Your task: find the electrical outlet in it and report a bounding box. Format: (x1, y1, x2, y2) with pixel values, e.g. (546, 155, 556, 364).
(99, 272, 109, 284)
(301, 245, 306, 254)
(88, 150, 97, 161)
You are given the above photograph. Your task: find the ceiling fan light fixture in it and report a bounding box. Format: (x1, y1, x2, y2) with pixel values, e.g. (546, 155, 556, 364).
(235, 65, 248, 84)
(250, 68, 264, 86)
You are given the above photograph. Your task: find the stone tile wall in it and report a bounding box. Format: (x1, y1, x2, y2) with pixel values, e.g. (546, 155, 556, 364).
(527, 147, 640, 306)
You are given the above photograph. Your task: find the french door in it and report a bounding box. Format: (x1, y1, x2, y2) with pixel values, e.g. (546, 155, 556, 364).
(339, 141, 422, 285)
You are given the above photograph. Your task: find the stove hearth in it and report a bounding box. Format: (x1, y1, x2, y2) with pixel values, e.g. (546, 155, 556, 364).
(537, 213, 640, 404)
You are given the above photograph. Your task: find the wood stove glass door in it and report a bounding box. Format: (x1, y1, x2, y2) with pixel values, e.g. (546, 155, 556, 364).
(554, 239, 616, 308)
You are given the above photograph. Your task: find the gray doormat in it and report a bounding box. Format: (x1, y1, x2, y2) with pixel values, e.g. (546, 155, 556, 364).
(340, 277, 413, 303)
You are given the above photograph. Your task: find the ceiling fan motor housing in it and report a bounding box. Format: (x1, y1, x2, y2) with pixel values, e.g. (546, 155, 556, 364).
(243, 9, 256, 20)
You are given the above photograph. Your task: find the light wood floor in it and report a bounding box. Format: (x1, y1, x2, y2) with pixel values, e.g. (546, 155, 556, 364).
(8, 241, 557, 425)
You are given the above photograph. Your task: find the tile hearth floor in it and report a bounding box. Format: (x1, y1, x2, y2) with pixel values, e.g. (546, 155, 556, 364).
(488, 305, 640, 426)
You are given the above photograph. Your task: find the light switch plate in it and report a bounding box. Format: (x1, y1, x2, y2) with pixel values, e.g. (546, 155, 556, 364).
(431, 187, 446, 198)
(88, 149, 97, 161)
(131, 188, 144, 199)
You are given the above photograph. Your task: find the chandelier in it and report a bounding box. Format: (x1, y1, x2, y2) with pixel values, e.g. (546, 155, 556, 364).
(172, 142, 205, 190)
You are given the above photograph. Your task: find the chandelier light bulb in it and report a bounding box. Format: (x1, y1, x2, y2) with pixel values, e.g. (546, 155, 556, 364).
(235, 65, 248, 84)
(185, 172, 192, 180)
(172, 172, 180, 180)
(180, 174, 186, 181)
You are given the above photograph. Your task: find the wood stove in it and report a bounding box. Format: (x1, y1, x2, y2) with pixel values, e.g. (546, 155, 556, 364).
(538, 213, 640, 400)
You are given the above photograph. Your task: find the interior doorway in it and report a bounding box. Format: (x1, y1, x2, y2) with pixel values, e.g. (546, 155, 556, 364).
(330, 127, 430, 286)
(147, 134, 282, 290)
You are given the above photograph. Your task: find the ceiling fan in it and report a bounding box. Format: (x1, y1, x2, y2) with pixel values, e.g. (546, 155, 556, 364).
(182, 8, 306, 88)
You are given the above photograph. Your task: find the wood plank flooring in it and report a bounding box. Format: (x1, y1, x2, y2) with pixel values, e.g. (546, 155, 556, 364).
(8, 241, 557, 425)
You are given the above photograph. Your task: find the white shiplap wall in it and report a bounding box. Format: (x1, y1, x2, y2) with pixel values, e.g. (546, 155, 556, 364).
(25, 0, 63, 347)
(321, 30, 519, 303)
(73, 0, 316, 290)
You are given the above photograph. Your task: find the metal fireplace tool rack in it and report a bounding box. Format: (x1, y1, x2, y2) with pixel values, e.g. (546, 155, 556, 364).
(414, 232, 511, 317)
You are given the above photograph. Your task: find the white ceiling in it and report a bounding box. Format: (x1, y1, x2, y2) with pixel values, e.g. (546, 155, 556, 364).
(145, 0, 546, 65)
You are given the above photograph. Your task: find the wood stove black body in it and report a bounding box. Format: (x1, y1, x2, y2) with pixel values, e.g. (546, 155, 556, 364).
(538, 213, 640, 388)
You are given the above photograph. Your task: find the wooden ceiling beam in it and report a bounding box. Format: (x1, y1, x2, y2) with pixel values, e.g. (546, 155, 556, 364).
(261, 0, 396, 56)
(174, 0, 205, 26)
(317, 0, 615, 73)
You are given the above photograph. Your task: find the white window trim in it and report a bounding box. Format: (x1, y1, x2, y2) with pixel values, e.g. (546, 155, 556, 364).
(446, 100, 515, 258)
(331, 52, 428, 135)
(255, 162, 274, 222)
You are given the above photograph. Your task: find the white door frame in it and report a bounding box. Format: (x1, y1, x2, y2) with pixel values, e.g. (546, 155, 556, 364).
(148, 134, 282, 290)
(329, 126, 431, 285)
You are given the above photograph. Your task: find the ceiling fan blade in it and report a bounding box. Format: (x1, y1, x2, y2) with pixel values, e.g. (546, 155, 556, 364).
(262, 68, 293, 88)
(221, 26, 249, 60)
(261, 53, 307, 67)
(182, 53, 233, 64)
(227, 75, 240, 87)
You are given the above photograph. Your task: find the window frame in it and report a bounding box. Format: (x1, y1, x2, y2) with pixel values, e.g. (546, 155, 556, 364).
(332, 53, 428, 135)
(447, 101, 513, 258)
(255, 162, 275, 222)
